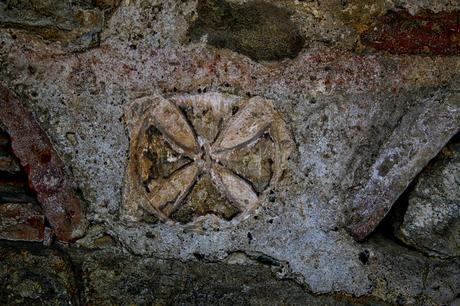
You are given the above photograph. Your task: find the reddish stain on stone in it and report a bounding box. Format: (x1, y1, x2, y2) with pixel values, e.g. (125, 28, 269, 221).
(361, 10, 460, 55)
(0, 203, 45, 242)
(39, 151, 52, 164)
(0, 85, 86, 242)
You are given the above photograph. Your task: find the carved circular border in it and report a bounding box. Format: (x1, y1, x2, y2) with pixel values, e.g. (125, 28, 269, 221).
(122, 92, 294, 229)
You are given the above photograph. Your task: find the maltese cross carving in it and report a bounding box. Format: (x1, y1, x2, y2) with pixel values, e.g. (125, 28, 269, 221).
(122, 93, 293, 227)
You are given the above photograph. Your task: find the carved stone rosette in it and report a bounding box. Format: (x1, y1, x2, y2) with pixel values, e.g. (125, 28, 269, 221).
(122, 93, 293, 228)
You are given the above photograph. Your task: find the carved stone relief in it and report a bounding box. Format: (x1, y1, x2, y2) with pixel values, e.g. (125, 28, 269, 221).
(122, 93, 294, 228)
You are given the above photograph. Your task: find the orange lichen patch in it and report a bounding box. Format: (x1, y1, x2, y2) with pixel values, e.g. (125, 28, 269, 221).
(361, 10, 460, 55)
(0, 85, 86, 242)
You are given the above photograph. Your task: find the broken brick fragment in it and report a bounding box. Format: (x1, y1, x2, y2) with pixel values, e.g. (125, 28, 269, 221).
(0, 202, 44, 242)
(0, 150, 21, 173)
(361, 10, 460, 55)
(0, 85, 86, 242)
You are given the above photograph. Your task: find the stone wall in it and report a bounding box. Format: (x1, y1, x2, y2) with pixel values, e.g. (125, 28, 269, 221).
(0, 0, 459, 305)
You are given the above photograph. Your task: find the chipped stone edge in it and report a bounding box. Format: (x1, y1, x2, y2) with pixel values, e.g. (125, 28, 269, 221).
(0, 84, 86, 242)
(347, 91, 460, 240)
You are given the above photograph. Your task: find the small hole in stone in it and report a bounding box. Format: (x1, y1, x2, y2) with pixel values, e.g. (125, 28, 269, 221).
(358, 250, 370, 265)
(28, 66, 37, 75)
(193, 253, 205, 260)
(247, 232, 253, 243)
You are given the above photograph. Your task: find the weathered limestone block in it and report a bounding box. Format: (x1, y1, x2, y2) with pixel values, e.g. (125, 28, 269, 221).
(348, 92, 459, 240)
(394, 136, 460, 258)
(424, 259, 460, 305)
(363, 234, 460, 305)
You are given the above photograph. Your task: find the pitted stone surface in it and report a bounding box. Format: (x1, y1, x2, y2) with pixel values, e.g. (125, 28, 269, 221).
(0, 0, 459, 304)
(394, 135, 460, 258)
(122, 93, 293, 228)
(0, 243, 78, 305)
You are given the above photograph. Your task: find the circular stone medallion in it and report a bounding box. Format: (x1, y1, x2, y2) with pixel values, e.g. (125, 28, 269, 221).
(122, 93, 293, 228)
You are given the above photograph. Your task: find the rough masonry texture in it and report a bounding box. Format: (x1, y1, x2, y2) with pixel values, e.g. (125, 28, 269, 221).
(394, 135, 460, 258)
(0, 0, 459, 305)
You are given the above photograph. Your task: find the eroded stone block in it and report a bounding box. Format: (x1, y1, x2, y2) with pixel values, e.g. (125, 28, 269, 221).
(188, 0, 305, 61)
(394, 136, 460, 258)
(0, 243, 78, 305)
(78, 249, 387, 306)
(122, 93, 294, 228)
(347, 94, 459, 240)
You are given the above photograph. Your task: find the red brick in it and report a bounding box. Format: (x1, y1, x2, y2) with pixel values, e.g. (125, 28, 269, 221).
(0, 85, 86, 242)
(361, 10, 460, 55)
(0, 202, 45, 242)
